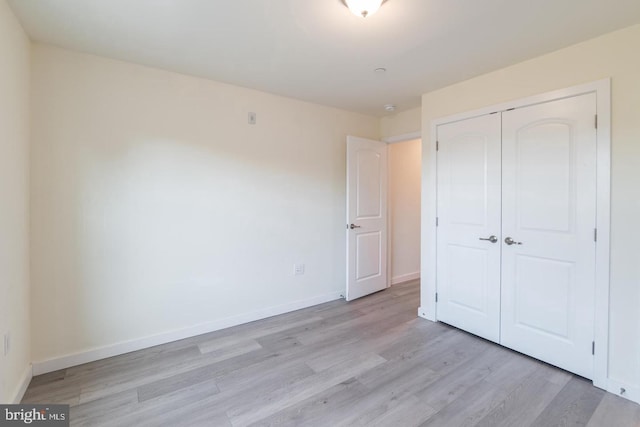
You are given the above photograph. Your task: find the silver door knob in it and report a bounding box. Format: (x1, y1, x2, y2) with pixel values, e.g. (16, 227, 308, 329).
(504, 237, 523, 245)
(479, 235, 498, 243)
(349, 224, 361, 229)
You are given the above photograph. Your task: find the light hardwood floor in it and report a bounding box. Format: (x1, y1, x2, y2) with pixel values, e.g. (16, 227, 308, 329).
(23, 281, 640, 426)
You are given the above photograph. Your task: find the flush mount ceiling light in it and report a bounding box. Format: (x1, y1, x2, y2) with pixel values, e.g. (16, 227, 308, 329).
(384, 104, 396, 112)
(342, 0, 385, 18)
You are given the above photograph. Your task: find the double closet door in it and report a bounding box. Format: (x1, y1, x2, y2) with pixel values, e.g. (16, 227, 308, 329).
(436, 94, 597, 379)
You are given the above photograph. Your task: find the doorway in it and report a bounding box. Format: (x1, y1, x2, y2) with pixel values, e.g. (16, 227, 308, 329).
(437, 93, 597, 379)
(423, 79, 611, 389)
(345, 134, 422, 301)
(388, 138, 422, 286)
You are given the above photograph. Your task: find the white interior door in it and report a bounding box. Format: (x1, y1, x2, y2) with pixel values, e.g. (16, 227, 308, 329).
(501, 94, 597, 379)
(346, 136, 388, 301)
(436, 114, 502, 342)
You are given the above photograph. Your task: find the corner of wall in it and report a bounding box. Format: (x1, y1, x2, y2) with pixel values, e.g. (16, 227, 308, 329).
(0, 0, 33, 404)
(380, 106, 422, 140)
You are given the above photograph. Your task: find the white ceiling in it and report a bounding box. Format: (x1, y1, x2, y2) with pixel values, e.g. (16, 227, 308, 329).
(8, 0, 640, 116)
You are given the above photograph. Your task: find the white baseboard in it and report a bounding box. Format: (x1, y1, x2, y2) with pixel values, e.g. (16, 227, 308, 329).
(32, 291, 343, 376)
(607, 378, 640, 404)
(391, 272, 420, 285)
(417, 306, 436, 322)
(11, 364, 33, 404)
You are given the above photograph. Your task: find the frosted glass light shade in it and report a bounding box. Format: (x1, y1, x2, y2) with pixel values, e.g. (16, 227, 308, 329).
(345, 0, 384, 18)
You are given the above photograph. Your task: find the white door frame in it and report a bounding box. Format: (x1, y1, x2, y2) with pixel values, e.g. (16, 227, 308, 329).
(421, 79, 611, 390)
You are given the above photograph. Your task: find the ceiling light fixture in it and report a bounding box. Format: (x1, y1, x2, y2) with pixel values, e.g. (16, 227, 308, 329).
(343, 0, 384, 18)
(384, 104, 396, 112)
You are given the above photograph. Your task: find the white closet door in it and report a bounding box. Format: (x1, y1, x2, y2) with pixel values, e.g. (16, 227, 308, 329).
(501, 94, 597, 379)
(436, 114, 502, 343)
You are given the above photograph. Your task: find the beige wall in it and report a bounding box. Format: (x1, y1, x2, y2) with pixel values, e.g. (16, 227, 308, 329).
(0, 0, 31, 403)
(388, 139, 421, 284)
(421, 24, 640, 398)
(30, 44, 379, 367)
(380, 107, 421, 140)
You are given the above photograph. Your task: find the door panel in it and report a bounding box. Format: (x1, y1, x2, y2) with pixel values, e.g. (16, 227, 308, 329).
(501, 94, 597, 379)
(356, 150, 382, 218)
(436, 114, 501, 343)
(356, 232, 382, 280)
(447, 245, 488, 313)
(449, 137, 490, 225)
(346, 136, 388, 301)
(514, 255, 573, 339)
(517, 123, 574, 233)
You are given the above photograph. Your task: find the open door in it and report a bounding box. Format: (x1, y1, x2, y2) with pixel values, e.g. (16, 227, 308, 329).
(346, 136, 388, 301)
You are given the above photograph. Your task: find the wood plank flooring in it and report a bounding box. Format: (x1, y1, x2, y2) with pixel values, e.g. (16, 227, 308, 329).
(22, 281, 640, 426)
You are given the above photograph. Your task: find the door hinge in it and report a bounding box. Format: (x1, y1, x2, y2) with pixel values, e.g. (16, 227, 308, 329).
(436, 140, 439, 151)
(595, 114, 598, 129)
(592, 341, 595, 355)
(435, 293, 438, 303)
(436, 217, 439, 227)
(594, 228, 598, 242)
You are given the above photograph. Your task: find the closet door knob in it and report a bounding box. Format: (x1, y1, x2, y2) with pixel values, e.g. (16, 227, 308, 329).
(479, 235, 498, 243)
(504, 237, 523, 245)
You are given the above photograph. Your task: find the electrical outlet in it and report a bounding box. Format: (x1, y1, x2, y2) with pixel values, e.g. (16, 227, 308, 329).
(294, 264, 305, 276)
(248, 112, 257, 125)
(3, 333, 9, 356)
